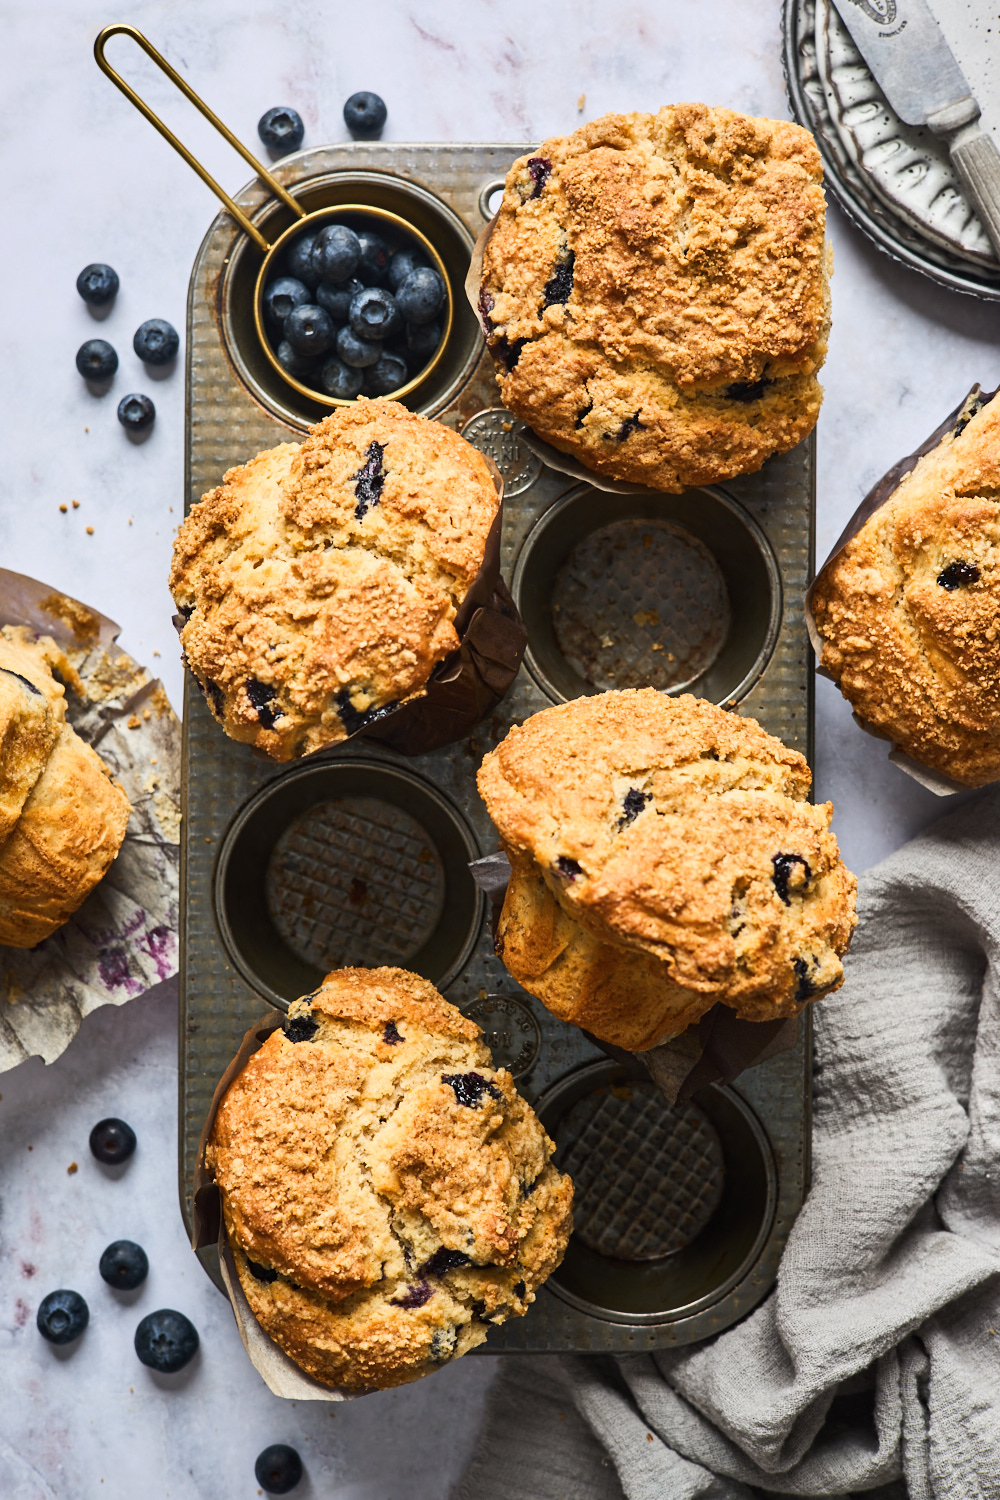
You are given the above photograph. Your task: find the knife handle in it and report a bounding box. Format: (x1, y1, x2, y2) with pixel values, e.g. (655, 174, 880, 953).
(949, 129, 1000, 263)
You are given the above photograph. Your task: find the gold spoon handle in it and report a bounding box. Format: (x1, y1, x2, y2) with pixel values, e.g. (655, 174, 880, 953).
(94, 23, 306, 251)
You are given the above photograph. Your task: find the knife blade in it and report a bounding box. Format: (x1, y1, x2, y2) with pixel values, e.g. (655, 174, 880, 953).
(832, 0, 1000, 261)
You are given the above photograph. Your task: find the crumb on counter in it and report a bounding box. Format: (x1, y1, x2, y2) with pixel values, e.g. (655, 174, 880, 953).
(72, 500, 80, 509)
(59, 504, 67, 514)
(86, 526, 94, 535)
(67, 1162, 78, 1175)
(578, 93, 586, 111)
(127, 715, 141, 729)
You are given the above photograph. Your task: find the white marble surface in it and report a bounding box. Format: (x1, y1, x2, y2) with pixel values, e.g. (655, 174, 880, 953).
(0, 1, 998, 1496)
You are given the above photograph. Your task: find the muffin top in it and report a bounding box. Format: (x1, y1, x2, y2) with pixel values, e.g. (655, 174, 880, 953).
(478, 690, 857, 1016)
(812, 391, 1000, 787)
(207, 967, 572, 1391)
(479, 105, 828, 492)
(170, 399, 500, 761)
(0, 629, 66, 843)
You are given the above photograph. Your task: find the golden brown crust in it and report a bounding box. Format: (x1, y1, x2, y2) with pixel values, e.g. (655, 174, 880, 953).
(480, 105, 828, 492)
(169, 400, 500, 761)
(478, 691, 856, 1043)
(207, 967, 572, 1392)
(0, 629, 131, 948)
(812, 393, 1000, 787)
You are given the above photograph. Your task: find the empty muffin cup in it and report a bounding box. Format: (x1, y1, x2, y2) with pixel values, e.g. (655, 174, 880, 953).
(512, 486, 781, 707)
(535, 1060, 777, 1324)
(213, 759, 484, 1009)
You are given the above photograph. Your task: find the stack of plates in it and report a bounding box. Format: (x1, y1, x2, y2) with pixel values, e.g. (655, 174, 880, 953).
(784, 0, 1000, 299)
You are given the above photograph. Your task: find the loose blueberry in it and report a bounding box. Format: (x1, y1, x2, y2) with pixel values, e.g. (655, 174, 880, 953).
(37, 1289, 89, 1345)
(76, 339, 118, 380)
(283, 304, 335, 356)
(257, 106, 305, 154)
(405, 319, 442, 362)
(336, 324, 383, 368)
(99, 1240, 149, 1291)
(355, 229, 390, 283)
(90, 1117, 137, 1164)
(442, 1072, 503, 1108)
(134, 1309, 199, 1373)
(311, 224, 361, 284)
(275, 339, 319, 381)
(363, 351, 408, 396)
(255, 1444, 304, 1495)
(343, 91, 387, 139)
(388, 248, 425, 292)
(316, 276, 363, 321)
(117, 393, 155, 432)
(348, 285, 401, 341)
(262, 277, 310, 330)
(285, 232, 321, 289)
(319, 356, 363, 400)
(133, 319, 179, 365)
(396, 267, 445, 325)
(76, 263, 119, 306)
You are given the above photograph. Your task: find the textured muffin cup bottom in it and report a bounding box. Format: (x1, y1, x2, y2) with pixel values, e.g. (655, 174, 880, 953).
(512, 485, 781, 708)
(213, 759, 484, 1009)
(535, 1060, 777, 1325)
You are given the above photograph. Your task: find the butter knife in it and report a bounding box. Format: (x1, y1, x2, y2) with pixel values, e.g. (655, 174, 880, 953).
(832, 0, 1000, 261)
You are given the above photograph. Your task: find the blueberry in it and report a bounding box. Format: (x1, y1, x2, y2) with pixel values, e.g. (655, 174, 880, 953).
(285, 232, 320, 289)
(133, 319, 179, 365)
(355, 229, 390, 283)
(388, 248, 425, 292)
(76, 339, 118, 380)
(316, 277, 363, 321)
(90, 1117, 137, 1164)
(117, 394, 155, 432)
(938, 560, 981, 589)
(275, 339, 319, 381)
(99, 1239, 149, 1291)
(311, 224, 361, 284)
(134, 1309, 199, 1373)
(76, 263, 119, 306)
(343, 91, 387, 139)
(37, 1289, 89, 1345)
(442, 1072, 503, 1108)
(336, 324, 383, 368)
(363, 351, 408, 396)
(396, 267, 445, 325)
(349, 286, 401, 341)
(255, 1444, 304, 1495)
(320, 356, 363, 400)
(405, 319, 442, 362)
(262, 277, 310, 330)
(283, 304, 335, 356)
(257, 106, 305, 154)
(282, 1010, 318, 1043)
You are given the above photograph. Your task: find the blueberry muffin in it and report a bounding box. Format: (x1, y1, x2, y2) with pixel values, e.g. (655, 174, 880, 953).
(812, 390, 1000, 787)
(479, 105, 829, 493)
(477, 690, 856, 1050)
(0, 628, 131, 947)
(170, 399, 500, 761)
(206, 967, 573, 1392)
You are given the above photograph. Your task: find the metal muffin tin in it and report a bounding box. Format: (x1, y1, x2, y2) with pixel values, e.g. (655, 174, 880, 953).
(181, 141, 815, 1353)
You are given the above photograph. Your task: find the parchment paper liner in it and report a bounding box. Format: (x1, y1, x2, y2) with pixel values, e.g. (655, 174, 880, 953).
(192, 1013, 355, 1401)
(0, 569, 180, 1071)
(805, 384, 997, 797)
(469, 852, 798, 1106)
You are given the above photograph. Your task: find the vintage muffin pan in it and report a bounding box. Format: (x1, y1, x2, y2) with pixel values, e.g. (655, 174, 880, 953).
(181, 141, 815, 1353)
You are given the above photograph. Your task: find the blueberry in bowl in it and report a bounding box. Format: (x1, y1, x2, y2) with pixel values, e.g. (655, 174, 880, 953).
(320, 356, 364, 400)
(90, 1117, 137, 1164)
(37, 1289, 89, 1345)
(100, 1240, 149, 1291)
(388, 247, 425, 292)
(262, 277, 310, 330)
(349, 286, 401, 341)
(117, 393, 156, 433)
(356, 229, 390, 284)
(311, 224, 361, 284)
(258, 106, 304, 155)
(134, 1308, 199, 1372)
(397, 267, 445, 325)
(284, 305, 335, 357)
(76, 339, 118, 381)
(76, 263, 119, 306)
(316, 276, 363, 322)
(255, 1444, 304, 1494)
(285, 231, 320, 289)
(133, 318, 179, 365)
(336, 325, 383, 369)
(363, 351, 408, 396)
(276, 340, 320, 381)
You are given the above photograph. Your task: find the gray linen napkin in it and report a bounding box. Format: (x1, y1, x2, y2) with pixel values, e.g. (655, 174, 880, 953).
(455, 790, 1000, 1499)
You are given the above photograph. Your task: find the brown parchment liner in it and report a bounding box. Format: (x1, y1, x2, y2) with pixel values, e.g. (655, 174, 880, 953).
(192, 1014, 356, 1401)
(0, 569, 180, 1071)
(805, 384, 998, 797)
(468, 852, 799, 1107)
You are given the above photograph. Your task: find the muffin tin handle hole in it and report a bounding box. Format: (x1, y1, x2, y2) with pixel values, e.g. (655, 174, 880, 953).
(478, 180, 506, 220)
